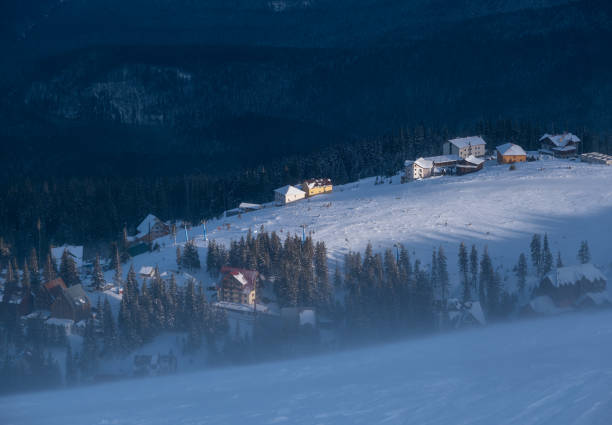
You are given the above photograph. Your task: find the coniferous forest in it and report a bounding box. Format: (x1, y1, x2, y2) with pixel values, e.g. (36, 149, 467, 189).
(2, 121, 611, 260)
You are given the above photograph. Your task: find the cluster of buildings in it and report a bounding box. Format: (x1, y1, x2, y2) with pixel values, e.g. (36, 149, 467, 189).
(274, 178, 333, 205)
(403, 132, 603, 181)
(404, 136, 488, 181)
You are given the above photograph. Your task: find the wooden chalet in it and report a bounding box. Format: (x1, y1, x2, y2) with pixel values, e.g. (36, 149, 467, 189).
(539, 263, 607, 307)
(50, 284, 91, 322)
(496, 143, 527, 164)
(540, 133, 581, 158)
(135, 214, 170, 242)
(217, 266, 259, 306)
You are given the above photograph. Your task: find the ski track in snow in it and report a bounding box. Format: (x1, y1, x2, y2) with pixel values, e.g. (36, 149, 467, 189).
(2, 310, 612, 425)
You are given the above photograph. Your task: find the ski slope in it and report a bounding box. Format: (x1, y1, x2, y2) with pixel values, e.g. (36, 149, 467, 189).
(117, 159, 612, 295)
(3, 310, 612, 425)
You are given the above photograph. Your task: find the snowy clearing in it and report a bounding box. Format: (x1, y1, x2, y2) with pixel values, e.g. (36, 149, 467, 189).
(116, 159, 612, 296)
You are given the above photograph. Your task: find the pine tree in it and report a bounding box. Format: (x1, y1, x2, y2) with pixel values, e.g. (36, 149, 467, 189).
(120, 227, 132, 262)
(437, 246, 449, 305)
(165, 274, 178, 330)
(59, 249, 80, 287)
(556, 251, 563, 268)
(92, 254, 105, 290)
(29, 247, 41, 289)
(65, 344, 77, 386)
(43, 253, 56, 283)
(469, 245, 479, 295)
(176, 246, 182, 269)
(578, 240, 591, 264)
(458, 242, 470, 301)
(479, 247, 492, 311)
(21, 261, 31, 294)
(113, 245, 122, 284)
(102, 298, 117, 356)
(182, 241, 201, 270)
(314, 241, 331, 309)
(4, 260, 17, 299)
(530, 234, 542, 277)
(516, 253, 528, 295)
(80, 319, 98, 377)
(542, 233, 553, 276)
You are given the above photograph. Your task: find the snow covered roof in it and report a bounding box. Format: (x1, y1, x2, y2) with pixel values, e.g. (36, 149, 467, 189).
(552, 146, 577, 152)
(299, 309, 316, 326)
(139, 266, 155, 276)
(51, 245, 84, 267)
(64, 284, 90, 306)
(540, 133, 581, 147)
(463, 155, 485, 166)
(303, 178, 332, 189)
(46, 318, 74, 327)
(214, 301, 273, 314)
(220, 266, 258, 290)
(274, 185, 305, 196)
(496, 143, 527, 156)
(425, 154, 461, 165)
(137, 214, 162, 235)
(414, 157, 433, 169)
(238, 202, 263, 210)
(545, 263, 607, 288)
(576, 292, 612, 306)
(448, 136, 486, 149)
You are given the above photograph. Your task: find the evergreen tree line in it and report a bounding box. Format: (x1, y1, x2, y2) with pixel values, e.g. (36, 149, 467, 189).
(340, 242, 516, 336)
(113, 265, 229, 359)
(517, 234, 592, 292)
(206, 230, 332, 310)
(3, 120, 609, 259)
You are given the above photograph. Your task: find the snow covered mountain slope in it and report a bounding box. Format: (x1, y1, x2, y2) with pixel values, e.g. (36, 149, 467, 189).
(3, 309, 612, 425)
(130, 159, 612, 296)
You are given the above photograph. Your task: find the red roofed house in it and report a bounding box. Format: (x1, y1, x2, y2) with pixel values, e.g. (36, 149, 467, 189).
(217, 267, 259, 306)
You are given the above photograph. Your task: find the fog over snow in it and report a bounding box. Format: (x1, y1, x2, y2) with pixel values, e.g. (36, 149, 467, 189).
(3, 310, 612, 425)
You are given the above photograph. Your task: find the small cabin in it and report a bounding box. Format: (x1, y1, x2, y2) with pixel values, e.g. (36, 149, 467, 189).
(496, 143, 527, 164)
(136, 214, 170, 242)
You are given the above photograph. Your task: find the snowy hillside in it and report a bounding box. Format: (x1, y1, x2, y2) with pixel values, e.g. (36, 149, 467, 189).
(3, 309, 612, 425)
(119, 158, 612, 297)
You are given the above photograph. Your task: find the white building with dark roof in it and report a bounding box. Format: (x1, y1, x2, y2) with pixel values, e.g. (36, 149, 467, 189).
(443, 136, 486, 159)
